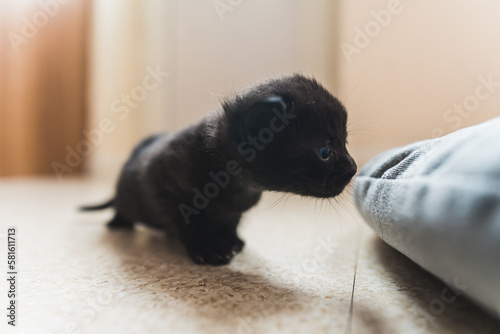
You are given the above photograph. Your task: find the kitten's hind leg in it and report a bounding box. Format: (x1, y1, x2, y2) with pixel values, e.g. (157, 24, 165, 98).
(107, 212, 135, 229)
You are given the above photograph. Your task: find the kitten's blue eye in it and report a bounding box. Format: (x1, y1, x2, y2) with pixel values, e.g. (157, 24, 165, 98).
(317, 144, 333, 161)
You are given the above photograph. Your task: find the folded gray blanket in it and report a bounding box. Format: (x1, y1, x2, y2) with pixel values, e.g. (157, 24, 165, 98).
(354, 117, 500, 318)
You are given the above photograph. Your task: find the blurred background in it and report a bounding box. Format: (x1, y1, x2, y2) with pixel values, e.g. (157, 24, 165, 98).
(1, 0, 500, 178)
(3, 2, 500, 333)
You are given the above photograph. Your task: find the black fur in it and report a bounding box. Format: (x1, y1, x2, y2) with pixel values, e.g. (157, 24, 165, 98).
(80, 199, 114, 211)
(82, 74, 357, 265)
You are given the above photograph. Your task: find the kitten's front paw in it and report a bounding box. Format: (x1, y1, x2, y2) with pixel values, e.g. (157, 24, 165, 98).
(186, 232, 244, 266)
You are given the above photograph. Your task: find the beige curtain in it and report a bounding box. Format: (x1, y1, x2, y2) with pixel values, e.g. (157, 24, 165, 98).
(0, 0, 90, 176)
(88, 0, 175, 176)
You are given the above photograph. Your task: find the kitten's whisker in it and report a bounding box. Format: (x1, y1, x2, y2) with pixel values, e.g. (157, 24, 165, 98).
(347, 113, 382, 133)
(328, 197, 345, 220)
(280, 193, 292, 211)
(334, 192, 361, 225)
(262, 193, 287, 211)
(341, 68, 370, 104)
(323, 199, 330, 215)
(328, 196, 341, 217)
(327, 198, 335, 211)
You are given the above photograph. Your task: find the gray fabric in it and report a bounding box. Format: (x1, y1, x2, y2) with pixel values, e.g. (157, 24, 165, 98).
(354, 117, 500, 318)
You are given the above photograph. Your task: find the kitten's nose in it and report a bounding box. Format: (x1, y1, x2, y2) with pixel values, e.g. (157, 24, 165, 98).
(346, 163, 357, 179)
(339, 155, 357, 180)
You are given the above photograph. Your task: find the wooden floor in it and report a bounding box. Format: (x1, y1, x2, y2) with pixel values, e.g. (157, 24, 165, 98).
(1, 177, 499, 334)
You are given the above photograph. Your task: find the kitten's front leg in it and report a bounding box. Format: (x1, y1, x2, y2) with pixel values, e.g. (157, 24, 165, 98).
(182, 215, 244, 265)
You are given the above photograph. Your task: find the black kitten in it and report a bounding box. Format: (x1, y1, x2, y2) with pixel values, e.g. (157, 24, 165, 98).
(81, 74, 357, 265)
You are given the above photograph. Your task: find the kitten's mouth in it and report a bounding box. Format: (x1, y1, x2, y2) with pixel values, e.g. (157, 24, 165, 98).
(317, 186, 346, 198)
(292, 180, 350, 199)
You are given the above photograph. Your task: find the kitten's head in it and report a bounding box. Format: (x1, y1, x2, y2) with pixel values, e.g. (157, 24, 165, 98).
(223, 74, 357, 198)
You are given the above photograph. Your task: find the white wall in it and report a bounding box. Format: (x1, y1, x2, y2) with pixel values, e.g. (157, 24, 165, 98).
(338, 0, 500, 164)
(174, 0, 340, 127)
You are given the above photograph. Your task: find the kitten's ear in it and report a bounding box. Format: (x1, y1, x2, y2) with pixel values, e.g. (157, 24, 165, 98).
(242, 96, 287, 137)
